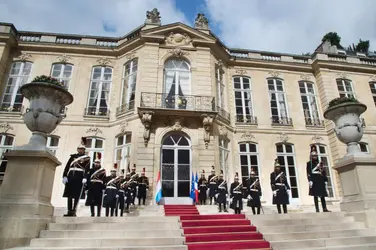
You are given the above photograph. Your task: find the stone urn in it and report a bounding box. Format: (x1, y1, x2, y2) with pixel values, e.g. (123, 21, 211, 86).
(19, 81, 73, 151)
(324, 101, 367, 156)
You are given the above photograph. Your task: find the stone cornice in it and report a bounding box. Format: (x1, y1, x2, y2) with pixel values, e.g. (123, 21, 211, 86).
(312, 59, 376, 74)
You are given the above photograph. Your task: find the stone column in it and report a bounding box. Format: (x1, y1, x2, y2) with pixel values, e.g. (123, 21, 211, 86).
(0, 150, 60, 249)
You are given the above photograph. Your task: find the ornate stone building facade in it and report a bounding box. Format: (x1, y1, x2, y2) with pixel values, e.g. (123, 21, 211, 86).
(0, 11, 376, 207)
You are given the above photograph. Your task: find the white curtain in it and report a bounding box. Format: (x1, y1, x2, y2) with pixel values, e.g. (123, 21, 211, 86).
(179, 71, 190, 95)
(164, 70, 175, 94)
(103, 83, 110, 110)
(278, 93, 287, 117)
(89, 82, 100, 108)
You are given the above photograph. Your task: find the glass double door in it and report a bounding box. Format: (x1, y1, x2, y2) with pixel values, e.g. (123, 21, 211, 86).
(161, 147, 191, 198)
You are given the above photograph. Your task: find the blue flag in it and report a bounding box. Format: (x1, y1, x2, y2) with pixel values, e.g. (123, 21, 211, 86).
(190, 172, 195, 202)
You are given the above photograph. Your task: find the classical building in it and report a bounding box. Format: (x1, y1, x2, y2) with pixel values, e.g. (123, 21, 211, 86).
(0, 10, 376, 207)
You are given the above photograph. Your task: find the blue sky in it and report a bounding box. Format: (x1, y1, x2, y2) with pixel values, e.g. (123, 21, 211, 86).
(0, 0, 375, 54)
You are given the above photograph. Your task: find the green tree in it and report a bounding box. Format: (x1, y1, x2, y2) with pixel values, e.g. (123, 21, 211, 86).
(322, 32, 343, 49)
(355, 39, 370, 53)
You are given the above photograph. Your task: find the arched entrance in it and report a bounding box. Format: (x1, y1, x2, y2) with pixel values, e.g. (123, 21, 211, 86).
(161, 133, 191, 204)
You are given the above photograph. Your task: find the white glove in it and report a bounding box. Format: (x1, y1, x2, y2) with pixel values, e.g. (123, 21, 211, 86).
(136, 186, 139, 189)
(124, 197, 127, 201)
(131, 193, 134, 196)
(309, 181, 313, 188)
(116, 195, 119, 198)
(102, 190, 105, 194)
(226, 194, 229, 198)
(325, 182, 328, 187)
(247, 195, 252, 200)
(85, 190, 88, 195)
(273, 190, 277, 197)
(82, 178, 87, 184)
(230, 198, 233, 203)
(287, 190, 291, 197)
(62, 177, 68, 185)
(215, 194, 219, 199)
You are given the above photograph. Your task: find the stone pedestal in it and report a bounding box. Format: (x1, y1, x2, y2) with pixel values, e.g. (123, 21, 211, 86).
(334, 155, 376, 227)
(0, 150, 60, 249)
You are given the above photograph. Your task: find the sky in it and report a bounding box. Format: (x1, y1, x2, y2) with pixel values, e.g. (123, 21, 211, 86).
(0, 0, 375, 54)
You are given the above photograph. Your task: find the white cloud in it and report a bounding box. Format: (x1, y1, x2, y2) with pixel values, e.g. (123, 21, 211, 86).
(205, 0, 376, 54)
(0, 0, 188, 36)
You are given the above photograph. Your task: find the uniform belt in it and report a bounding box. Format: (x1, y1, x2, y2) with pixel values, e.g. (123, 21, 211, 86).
(200, 184, 206, 187)
(312, 172, 321, 174)
(139, 183, 147, 185)
(219, 187, 226, 190)
(106, 186, 117, 189)
(250, 188, 258, 192)
(91, 180, 103, 183)
(118, 190, 125, 193)
(276, 183, 285, 186)
(68, 167, 84, 173)
(233, 191, 242, 194)
(210, 182, 216, 184)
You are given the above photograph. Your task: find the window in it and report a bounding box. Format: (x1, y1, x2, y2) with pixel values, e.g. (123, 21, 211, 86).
(1, 62, 32, 112)
(86, 66, 112, 116)
(369, 82, 376, 106)
(0, 134, 15, 183)
(51, 64, 73, 89)
(234, 76, 255, 123)
(46, 136, 60, 155)
(359, 142, 370, 153)
(268, 78, 291, 125)
(239, 143, 259, 185)
(310, 144, 335, 197)
(216, 65, 225, 108)
(85, 137, 104, 166)
(299, 81, 321, 126)
(336, 79, 355, 98)
(163, 59, 191, 109)
(276, 143, 299, 199)
(218, 137, 230, 180)
(115, 133, 132, 173)
(120, 59, 138, 111)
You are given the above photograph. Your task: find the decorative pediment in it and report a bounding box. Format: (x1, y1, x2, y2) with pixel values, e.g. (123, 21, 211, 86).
(16, 52, 32, 61)
(337, 72, 349, 79)
(165, 32, 192, 47)
(235, 68, 248, 75)
(119, 121, 129, 134)
(97, 57, 113, 66)
(168, 48, 189, 57)
(269, 70, 282, 78)
(165, 116, 186, 131)
(300, 74, 312, 81)
(86, 127, 103, 136)
(311, 134, 324, 143)
(57, 54, 72, 63)
(0, 122, 14, 133)
(279, 132, 290, 143)
(241, 132, 254, 142)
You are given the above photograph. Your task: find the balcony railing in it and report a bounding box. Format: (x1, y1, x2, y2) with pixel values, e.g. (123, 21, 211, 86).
(217, 106, 230, 121)
(271, 116, 293, 126)
(305, 118, 325, 127)
(236, 115, 258, 125)
(116, 101, 135, 116)
(140, 92, 216, 112)
(0, 104, 24, 113)
(84, 108, 110, 117)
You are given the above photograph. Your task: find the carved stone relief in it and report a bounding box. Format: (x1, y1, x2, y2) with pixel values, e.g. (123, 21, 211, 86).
(279, 132, 289, 143)
(235, 69, 247, 75)
(57, 54, 72, 63)
(86, 127, 103, 136)
(194, 13, 209, 30)
(219, 125, 228, 137)
(140, 111, 154, 146)
(165, 32, 192, 47)
(202, 114, 214, 149)
(165, 116, 185, 131)
(125, 51, 136, 61)
(337, 72, 348, 79)
(269, 70, 281, 78)
(300, 74, 312, 81)
(119, 121, 129, 134)
(168, 48, 189, 57)
(16, 52, 32, 61)
(311, 134, 324, 143)
(145, 8, 161, 25)
(369, 75, 376, 82)
(241, 131, 254, 142)
(0, 122, 14, 133)
(97, 57, 113, 66)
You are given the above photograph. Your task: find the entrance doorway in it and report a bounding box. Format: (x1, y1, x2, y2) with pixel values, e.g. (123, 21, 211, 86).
(160, 133, 191, 204)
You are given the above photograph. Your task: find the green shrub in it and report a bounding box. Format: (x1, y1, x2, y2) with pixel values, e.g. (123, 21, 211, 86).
(31, 75, 64, 88)
(328, 96, 359, 108)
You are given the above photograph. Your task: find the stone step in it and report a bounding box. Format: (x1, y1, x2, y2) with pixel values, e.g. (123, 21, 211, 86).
(270, 236, 376, 249)
(251, 216, 354, 226)
(53, 216, 177, 223)
(30, 237, 185, 247)
(9, 246, 187, 250)
(40, 229, 184, 238)
(257, 222, 365, 233)
(48, 222, 181, 230)
(299, 243, 376, 249)
(246, 212, 346, 220)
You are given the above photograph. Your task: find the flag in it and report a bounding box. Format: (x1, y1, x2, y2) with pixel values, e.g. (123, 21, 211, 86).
(190, 172, 195, 202)
(155, 171, 162, 204)
(195, 172, 199, 204)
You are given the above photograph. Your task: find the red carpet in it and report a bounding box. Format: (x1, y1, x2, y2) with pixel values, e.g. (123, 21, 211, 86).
(164, 205, 199, 216)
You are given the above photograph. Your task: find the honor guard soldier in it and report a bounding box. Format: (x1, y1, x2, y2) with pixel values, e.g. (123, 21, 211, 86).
(137, 168, 149, 206)
(270, 159, 291, 214)
(208, 166, 218, 205)
(230, 173, 243, 214)
(62, 137, 91, 217)
(103, 169, 121, 217)
(215, 171, 228, 212)
(130, 165, 138, 206)
(198, 170, 208, 205)
(123, 172, 133, 213)
(247, 169, 262, 215)
(116, 172, 126, 216)
(85, 153, 106, 217)
(307, 146, 331, 212)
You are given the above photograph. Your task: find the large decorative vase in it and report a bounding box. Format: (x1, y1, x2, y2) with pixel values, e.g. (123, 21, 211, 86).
(324, 102, 367, 156)
(19, 82, 73, 151)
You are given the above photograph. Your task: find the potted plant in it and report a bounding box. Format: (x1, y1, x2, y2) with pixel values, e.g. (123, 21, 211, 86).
(19, 75, 73, 151)
(324, 96, 367, 156)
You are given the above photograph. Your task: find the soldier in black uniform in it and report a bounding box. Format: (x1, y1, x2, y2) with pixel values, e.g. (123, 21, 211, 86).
(116, 172, 126, 216)
(62, 137, 91, 217)
(103, 169, 121, 217)
(307, 146, 331, 213)
(130, 165, 138, 206)
(123, 172, 132, 213)
(215, 171, 228, 212)
(85, 153, 106, 217)
(230, 173, 243, 214)
(247, 170, 262, 215)
(270, 159, 290, 214)
(138, 168, 149, 206)
(208, 166, 218, 205)
(198, 170, 208, 205)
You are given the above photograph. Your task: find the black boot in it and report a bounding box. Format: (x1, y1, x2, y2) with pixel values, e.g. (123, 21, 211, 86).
(314, 196, 320, 212)
(321, 197, 331, 212)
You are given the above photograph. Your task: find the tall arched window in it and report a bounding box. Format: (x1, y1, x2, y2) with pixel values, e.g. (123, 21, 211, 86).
(115, 133, 132, 173)
(239, 143, 259, 185)
(84, 137, 104, 166)
(368, 81, 376, 106)
(310, 144, 335, 197)
(1, 61, 32, 112)
(163, 59, 191, 109)
(120, 59, 138, 112)
(0, 134, 15, 184)
(336, 79, 355, 98)
(276, 143, 299, 201)
(299, 81, 320, 126)
(218, 137, 230, 180)
(268, 78, 291, 125)
(51, 63, 73, 89)
(86, 66, 112, 116)
(234, 76, 255, 123)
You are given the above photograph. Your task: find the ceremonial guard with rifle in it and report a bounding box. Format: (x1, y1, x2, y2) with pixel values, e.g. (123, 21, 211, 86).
(307, 146, 331, 213)
(198, 170, 208, 205)
(208, 166, 218, 205)
(116, 172, 127, 216)
(85, 153, 106, 217)
(62, 137, 91, 217)
(137, 168, 149, 206)
(130, 165, 138, 206)
(230, 173, 243, 214)
(103, 169, 121, 217)
(247, 169, 262, 215)
(215, 170, 228, 212)
(119, 172, 133, 214)
(270, 159, 290, 214)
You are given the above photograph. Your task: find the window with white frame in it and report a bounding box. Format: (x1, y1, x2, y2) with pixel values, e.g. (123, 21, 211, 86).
(369, 82, 376, 106)
(86, 66, 112, 116)
(1, 62, 32, 112)
(359, 142, 370, 153)
(310, 144, 335, 197)
(336, 79, 355, 98)
(299, 81, 320, 126)
(85, 137, 104, 167)
(121, 59, 138, 110)
(215, 65, 225, 108)
(0, 134, 15, 182)
(268, 78, 290, 125)
(218, 137, 230, 181)
(276, 143, 299, 198)
(239, 143, 259, 185)
(46, 136, 59, 155)
(115, 133, 132, 173)
(51, 64, 73, 89)
(234, 76, 255, 123)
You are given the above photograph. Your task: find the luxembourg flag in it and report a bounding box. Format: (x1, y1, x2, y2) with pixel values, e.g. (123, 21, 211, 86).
(155, 171, 162, 204)
(194, 172, 199, 204)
